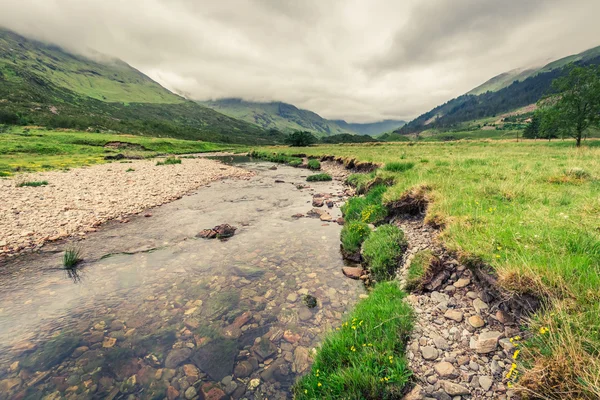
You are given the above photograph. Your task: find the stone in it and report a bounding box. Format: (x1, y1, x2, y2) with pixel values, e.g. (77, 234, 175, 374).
(495, 310, 514, 325)
(0, 378, 22, 392)
(432, 335, 449, 350)
(102, 337, 117, 348)
(165, 348, 192, 369)
(252, 339, 277, 361)
(342, 266, 363, 279)
(191, 339, 237, 381)
(466, 291, 479, 300)
(184, 386, 197, 399)
(283, 330, 301, 343)
(319, 212, 333, 222)
(312, 198, 325, 207)
(434, 362, 459, 379)
(293, 346, 311, 373)
(72, 346, 89, 358)
(298, 308, 313, 321)
(249, 378, 260, 389)
(421, 346, 439, 360)
(444, 310, 464, 322)
(476, 331, 503, 354)
(473, 298, 489, 314)
(453, 278, 470, 288)
(441, 381, 470, 396)
(286, 293, 298, 302)
(499, 338, 515, 351)
(167, 386, 180, 400)
(479, 376, 493, 391)
(201, 383, 226, 400)
(183, 364, 199, 380)
(403, 384, 423, 400)
(468, 315, 485, 328)
(234, 361, 254, 378)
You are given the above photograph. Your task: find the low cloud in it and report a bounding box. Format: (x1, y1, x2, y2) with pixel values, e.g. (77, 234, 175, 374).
(1, 0, 599, 122)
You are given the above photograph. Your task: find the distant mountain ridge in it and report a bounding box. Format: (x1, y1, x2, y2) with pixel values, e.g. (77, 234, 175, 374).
(199, 98, 404, 137)
(398, 44, 600, 135)
(0, 28, 281, 145)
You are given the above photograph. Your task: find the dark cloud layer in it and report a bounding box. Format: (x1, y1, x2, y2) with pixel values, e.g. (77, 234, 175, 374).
(1, 1, 599, 122)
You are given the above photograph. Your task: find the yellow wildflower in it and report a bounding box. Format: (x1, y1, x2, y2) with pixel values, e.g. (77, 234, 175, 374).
(513, 350, 520, 360)
(539, 327, 549, 335)
(318, 382, 322, 387)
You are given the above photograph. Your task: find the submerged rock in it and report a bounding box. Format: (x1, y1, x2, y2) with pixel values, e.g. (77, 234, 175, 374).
(197, 224, 237, 240)
(302, 294, 318, 309)
(164, 348, 192, 369)
(191, 339, 237, 381)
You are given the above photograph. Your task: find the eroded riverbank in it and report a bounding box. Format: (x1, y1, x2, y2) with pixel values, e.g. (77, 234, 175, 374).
(0, 160, 363, 399)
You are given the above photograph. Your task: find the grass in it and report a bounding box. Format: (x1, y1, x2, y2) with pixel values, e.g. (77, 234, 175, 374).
(125, 168, 135, 172)
(307, 173, 332, 182)
(384, 162, 415, 173)
(266, 139, 600, 398)
(405, 250, 433, 291)
(289, 158, 303, 167)
(293, 282, 414, 400)
(17, 180, 48, 187)
(156, 157, 182, 166)
(0, 127, 232, 176)
(307, 159, 321, 170)
(362, 225, 407, 282)
(63, 247, 82, 269)
(340, 221, 371, 255)
(341, 184, 389, 224)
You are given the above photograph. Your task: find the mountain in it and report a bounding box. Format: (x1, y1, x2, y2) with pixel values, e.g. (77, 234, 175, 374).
(198, 98, 349, 136)
(0, 28, 282, 145)
(468, 46, 600, 95)
(199, 98, 403, 137)
(332, 119, 405, 136)
(399, 45, 600, 136)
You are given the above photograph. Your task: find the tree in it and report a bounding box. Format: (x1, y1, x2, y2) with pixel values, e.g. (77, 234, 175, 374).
(285, 131, 317, 147)
(523, 113, 541, 139)
(539, 65, 600, 147)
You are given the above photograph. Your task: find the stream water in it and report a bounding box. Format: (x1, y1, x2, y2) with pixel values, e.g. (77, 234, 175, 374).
(0, 160, 363, 400)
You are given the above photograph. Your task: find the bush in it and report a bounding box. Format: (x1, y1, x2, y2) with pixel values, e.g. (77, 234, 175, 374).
(307, 159, 321, 170)
(156, 157, 181, 166)
(293, 282, 414, 399)
(285, 131, 318, 147)
(307, 173, 332, 182)
(341, 221, 371, 254)
(362, 225, 407, 282)
(384, 162, 415, 173)
(17, 181, 48, 187)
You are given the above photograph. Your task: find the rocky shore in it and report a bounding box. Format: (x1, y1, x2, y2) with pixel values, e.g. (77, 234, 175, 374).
(0, 158, 252, 257)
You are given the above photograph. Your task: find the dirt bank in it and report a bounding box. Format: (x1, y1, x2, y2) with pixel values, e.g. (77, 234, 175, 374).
(0, 157, 252, 257)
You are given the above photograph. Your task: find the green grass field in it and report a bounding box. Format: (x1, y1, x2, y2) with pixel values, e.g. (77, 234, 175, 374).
(266, 139, 600, 399)
(0, 127, 232, 176)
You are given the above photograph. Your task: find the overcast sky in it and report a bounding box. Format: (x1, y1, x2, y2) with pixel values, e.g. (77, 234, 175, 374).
(2, 0, 600, 122)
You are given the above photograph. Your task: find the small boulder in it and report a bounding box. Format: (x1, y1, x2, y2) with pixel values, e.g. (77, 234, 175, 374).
(434, 361, 459, 379)
(342, 266, 364, 280)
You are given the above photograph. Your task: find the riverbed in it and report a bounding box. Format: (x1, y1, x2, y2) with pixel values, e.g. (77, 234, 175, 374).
(0, 159, 364, 400)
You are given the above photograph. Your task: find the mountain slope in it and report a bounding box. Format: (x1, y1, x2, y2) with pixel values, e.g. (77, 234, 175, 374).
(198, 98, 350, 136)
(467, 45, 600, 95)
(332, 119, 405, 136)
(399, 45, 600, 135)
(0, 29, 281, 145)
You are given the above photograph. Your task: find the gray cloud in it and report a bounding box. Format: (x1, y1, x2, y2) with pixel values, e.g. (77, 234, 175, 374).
(1, 0, 599, 122)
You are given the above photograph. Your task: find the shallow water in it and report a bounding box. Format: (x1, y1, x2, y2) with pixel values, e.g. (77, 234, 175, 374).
(0, 161, 363, 399)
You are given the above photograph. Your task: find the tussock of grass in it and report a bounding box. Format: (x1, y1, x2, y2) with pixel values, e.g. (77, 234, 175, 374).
(362, 225, 407, 282)
(340, 221, 371, 255)
(17, 180, 48, 187)
(307, 173, 332, 182)
(307, 159, 321, 170)
(289, 158, 303, 167)
(156, 157, 181, 166)
(341, 184, 389, 224)
(293, 282, 414, 400)
(125, 168, 135, 172)
(405, 250, 433, 291)
(346, 172, 376, 194)
(63, 247, 82, 269)
(384, 161, 415, 172)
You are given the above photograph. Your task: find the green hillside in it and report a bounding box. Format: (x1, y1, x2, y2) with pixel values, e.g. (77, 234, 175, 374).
(468, 45, 600, 95)
(0, 29, 282, 145)
(399, 45, 600, 137)
(331, 119, 405, 136)
(198, 98, 350, 136)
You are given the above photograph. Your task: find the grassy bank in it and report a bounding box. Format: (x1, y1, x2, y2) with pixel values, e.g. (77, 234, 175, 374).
(264, 140, 600, 399)
(0, 127, 233, 176)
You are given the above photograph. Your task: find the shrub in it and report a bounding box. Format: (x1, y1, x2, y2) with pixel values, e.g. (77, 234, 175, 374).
(384, 162, 415, 172)
(63, 247, 82, 269)
(156, 157, 181, 166)
(17, 181, 48, 187)
(362, 225, 407, 282)
(341, 221, 371, 254)
(307, 173, 332, 182)
(288, 158, 302, 167)
(307, 159, 321, 170)
(293, 282, 414, 399)
(285, 131, 318, 147)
